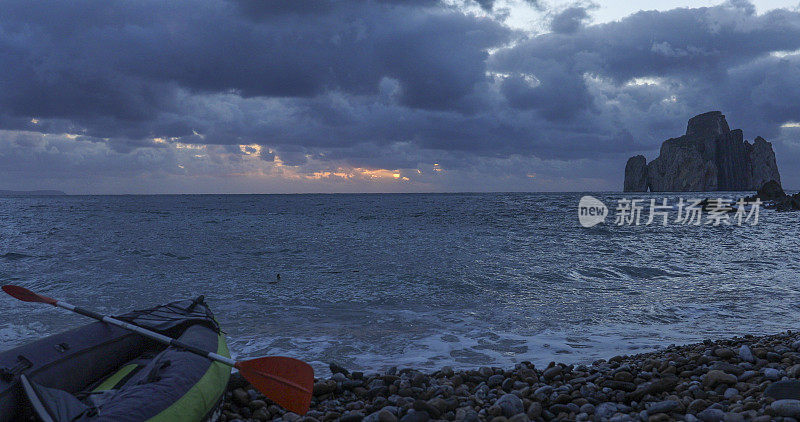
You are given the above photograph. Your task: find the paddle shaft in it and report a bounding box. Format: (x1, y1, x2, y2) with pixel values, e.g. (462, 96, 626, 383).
(53, 300, 236, 367)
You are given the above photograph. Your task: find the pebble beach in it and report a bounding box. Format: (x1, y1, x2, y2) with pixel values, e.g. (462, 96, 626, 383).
(221, 331, 800, 422)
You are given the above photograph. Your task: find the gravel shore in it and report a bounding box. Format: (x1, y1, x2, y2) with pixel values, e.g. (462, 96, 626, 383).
(220, 331, 800, 421)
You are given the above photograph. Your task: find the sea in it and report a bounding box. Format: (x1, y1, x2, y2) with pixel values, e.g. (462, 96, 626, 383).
(1, 193, 799, 376)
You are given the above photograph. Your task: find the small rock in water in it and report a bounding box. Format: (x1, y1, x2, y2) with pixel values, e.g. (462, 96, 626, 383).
(542, 366, 562, 380)
(330, 362, 350, 376)
(440, 366, 454, 377)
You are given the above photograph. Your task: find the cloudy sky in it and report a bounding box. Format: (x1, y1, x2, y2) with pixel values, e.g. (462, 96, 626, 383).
(1, 0, 799, 194)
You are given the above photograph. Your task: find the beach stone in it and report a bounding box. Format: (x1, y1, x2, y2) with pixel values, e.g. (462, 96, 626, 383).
(549, 404, 573, 414)
(252, 408, 269, 421)
(340, 412, 364, 422)
(412, 400, 440, 418)
(715, 348, 735, 359)
(604, 380, 636, 392)
(543, 366, 562, 380)
(764, 368, 781, 381)
(705, 370, 737, 387)
(440, 366, 454, 377)
(787, 364, 800, 378)
(377, 410, 398, 422)
(496, 393, 524, 417)
(595, 402, 618, 420)
(526, 402, 542, 419)
(688, 399, 709, 414)
(723, 388, 738, 400)
(426, 397, 453, 414)
(646, 400, 679, 415)
(697, 408, 725, 422)
(723, 413, 744, 422)
(629, 377, 678, 401)
(330, 362, 350, 376)
(323, 411, 342, 421)
(343, 379, 364, 389)
(399, 411, 429, 422)
(765, 380, 800, 400)
(314, 380, 337, 396)
(580, 403, 595, 415)
(232, 388, 250, 406)
(456, 407, 480, 422)
(710, 362, 744, 377)
(488, 374, 505, 387)
(614, 371, 634, 382)
(771, 399, 800, 418)
(533, 385, 553, 399)
(738, 371, 756, 382)
(249, 399, 267, 410)
(739, 345, 755, 363)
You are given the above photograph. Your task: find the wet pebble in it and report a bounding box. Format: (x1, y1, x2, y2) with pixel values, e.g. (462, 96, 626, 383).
(219, 331, 800, 421)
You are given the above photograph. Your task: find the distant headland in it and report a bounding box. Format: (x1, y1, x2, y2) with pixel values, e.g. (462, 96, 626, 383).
(0, 190, 67, 196)
(624, 111, 781, 192)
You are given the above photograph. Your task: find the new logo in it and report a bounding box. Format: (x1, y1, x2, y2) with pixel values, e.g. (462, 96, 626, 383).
(578, 196, 608, 227)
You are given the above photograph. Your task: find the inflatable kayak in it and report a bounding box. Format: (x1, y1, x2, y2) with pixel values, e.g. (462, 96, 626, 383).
(0, 296, 230, 422)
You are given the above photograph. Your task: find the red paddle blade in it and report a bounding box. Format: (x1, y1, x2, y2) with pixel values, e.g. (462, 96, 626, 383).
(2, 285, 57, 305)
(235, 356, 314, 415)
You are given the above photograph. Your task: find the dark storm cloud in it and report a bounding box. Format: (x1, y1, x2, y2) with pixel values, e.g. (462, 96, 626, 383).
(2, 0, 800, 191)
(550, 5, 594, 34)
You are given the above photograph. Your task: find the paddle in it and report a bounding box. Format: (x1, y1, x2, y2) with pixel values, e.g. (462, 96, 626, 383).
(2, 285, 314, 415)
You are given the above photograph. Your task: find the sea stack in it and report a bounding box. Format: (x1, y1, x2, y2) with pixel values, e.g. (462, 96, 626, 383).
(623, 111, 781, 192)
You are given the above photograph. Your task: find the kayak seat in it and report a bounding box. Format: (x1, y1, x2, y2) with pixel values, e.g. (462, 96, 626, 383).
(91, 363, 144, 392)
(20, 324, 229, 421)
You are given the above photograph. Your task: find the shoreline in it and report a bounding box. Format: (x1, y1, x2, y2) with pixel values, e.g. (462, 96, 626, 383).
(220, 330, 800, 421)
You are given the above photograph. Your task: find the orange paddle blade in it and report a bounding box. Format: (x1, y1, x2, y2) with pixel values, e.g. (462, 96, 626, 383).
(236, 356, 314, 415)
(2, 285, 57, 305)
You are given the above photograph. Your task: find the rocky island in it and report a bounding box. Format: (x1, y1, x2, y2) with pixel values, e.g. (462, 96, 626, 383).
(624, 112, 781, 192)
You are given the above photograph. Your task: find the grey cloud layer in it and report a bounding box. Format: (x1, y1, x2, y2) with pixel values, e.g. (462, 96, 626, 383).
(1, 0, 800, 191)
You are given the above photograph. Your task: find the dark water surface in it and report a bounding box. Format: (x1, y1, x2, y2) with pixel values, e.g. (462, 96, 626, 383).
(1, 193, 799, 375)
